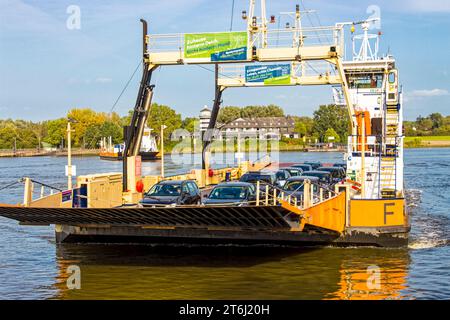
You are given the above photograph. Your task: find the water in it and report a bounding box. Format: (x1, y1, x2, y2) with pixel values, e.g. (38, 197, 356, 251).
(0, 149, 449, 299)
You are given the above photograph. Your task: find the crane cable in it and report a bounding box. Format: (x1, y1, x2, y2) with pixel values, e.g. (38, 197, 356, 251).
(230, 0, 235, 31)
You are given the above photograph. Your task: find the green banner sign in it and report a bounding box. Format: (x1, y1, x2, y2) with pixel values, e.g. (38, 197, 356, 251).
(184, 32, 247, 61)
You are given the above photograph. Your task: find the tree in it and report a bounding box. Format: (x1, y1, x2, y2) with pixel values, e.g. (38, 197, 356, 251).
(182, 117, 199, 133)
(67, 108, 107, 147)
(43, 118, 66, 147)
(324, 128, 341, 143)
(312, 104, 349, 142)
(429, 113, 444, 129)
(218, 106, 242, 123)
(146, 103, 182, 142)
(292, 116, 314, 137)
(241, 105, 284, 118)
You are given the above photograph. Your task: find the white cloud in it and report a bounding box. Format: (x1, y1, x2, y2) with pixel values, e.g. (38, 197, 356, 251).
(95, 77, 112, 84)
(407, 0, 450, 13)
(410, 89, 449, 97)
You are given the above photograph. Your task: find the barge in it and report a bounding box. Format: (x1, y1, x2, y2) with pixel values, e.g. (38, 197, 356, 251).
(0, 1, 409, 247)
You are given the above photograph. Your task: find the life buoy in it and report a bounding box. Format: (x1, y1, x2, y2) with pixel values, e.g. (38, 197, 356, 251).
(136, 180, 144, 193)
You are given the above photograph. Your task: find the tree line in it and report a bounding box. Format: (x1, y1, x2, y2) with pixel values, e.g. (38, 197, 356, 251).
(404, 113, 450, 136)
(7, 103, 444, 150)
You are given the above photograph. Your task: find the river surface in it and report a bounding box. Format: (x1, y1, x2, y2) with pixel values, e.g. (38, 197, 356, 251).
(0, 149, 449, 299)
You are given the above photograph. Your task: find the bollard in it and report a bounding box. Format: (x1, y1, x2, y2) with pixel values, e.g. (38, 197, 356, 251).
(265, 185, 269, 205)
(256, 181, 260, 206)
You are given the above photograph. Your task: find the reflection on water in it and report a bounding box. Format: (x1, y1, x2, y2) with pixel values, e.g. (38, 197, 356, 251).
(53, 245, 410, 300)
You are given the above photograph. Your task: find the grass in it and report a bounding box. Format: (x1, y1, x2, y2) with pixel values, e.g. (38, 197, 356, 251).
(405, 136, 450, 142)
(404, 136, 450, 148)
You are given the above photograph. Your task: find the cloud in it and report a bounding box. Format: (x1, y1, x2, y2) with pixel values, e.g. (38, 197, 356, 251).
(410, 89, 449, 97)
(406, 0, 450, 13)
(95, 77, 112, 84)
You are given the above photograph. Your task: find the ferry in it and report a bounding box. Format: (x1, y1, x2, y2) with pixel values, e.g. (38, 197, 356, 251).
(99, 127, 160, 161)
(0, 1, 409, 247)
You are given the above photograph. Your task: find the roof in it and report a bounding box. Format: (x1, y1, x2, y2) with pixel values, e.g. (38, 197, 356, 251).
(221, 116, 295, 129)
(287, 176, 320, 182)
(215, 182, 254, 187)
(307, 170, 331, 175)
(317, 166, 341, 171)
(157, 180, 189, 185)
(243, 171, 275, 176)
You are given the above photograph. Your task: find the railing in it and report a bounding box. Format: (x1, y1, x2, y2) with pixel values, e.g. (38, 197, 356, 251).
(147, 26, 343, 53)
(253, 180, 340, 210)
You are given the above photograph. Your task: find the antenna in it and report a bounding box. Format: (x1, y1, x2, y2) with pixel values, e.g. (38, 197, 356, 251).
(336, 18, 381, 61)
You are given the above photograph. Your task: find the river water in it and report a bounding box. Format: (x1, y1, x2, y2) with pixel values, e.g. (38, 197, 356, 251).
(0, 149, 449, 299)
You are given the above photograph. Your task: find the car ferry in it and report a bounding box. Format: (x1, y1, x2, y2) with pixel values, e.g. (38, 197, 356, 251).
(0, 1, 409, 247)
(99, 127, 160, 161)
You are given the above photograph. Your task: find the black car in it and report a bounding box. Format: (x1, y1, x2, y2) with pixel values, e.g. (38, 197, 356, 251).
(303, 170, 333, 185)
(290, 163, 313, 172)
(139, 180, 201, 207)
(333, 162, 347, 170)
(203, 182, 256, 205)
(280, 167, 303, 178)
(283, 176, 320, 196)
(317, 167, 346, 183)
(274, 169, 292, 187)
(239, 171, 277, 186)
(303, 161, 322, 170)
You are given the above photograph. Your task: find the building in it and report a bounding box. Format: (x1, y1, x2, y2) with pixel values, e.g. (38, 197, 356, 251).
(199, 105, 212, 132)
(219, 116, 298, 140)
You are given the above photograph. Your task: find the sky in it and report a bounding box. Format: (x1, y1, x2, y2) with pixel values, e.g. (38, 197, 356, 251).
(0, 0, 449, 122)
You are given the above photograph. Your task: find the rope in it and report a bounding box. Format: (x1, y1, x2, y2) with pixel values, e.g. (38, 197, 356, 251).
(109, 59, 142, 114)
(229, 0, 235, 31)
(0, 180, 22, 192)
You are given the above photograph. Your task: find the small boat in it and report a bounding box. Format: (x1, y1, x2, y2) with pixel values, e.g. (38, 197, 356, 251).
(99, 127, 160, 161)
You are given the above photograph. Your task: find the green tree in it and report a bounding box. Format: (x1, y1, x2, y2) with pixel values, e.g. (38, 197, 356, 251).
(312, 104, 349, 142)
(67, 108, 108, 147)
(146, 103, 182, 142)
(324, 128, 341, 143)
(182, 117, 199, 133)
(43, 118, 66, 147)
(218, 106, 242, 123)
(429, 113, 444, 129)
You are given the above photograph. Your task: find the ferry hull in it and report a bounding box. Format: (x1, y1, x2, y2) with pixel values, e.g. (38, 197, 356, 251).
(55, 224, 406, 247)
(54, 224, 409, 248)
(0, 207, 408, 248)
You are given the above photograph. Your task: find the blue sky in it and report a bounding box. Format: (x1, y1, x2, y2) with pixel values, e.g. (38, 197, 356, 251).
(0, 0, 449, 122)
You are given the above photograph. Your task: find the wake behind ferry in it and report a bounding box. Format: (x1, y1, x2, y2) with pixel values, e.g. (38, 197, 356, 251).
(0, 1, 409, 247)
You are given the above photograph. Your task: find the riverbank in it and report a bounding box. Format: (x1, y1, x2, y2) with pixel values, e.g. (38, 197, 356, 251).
(404, 136, 450, 148)
(0, 148, 100, 158)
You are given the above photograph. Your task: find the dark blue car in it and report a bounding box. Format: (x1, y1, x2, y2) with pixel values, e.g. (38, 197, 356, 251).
(203, 182, 256, 206)
(139, 180, 201, 207)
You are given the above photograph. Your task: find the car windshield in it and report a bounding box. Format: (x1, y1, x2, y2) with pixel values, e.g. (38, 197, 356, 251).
(293, 165, 310, 171)
(287, 169, 302, 176)
(147, 184, 181, 196)
(240, 175, 272, 184)
(319, 168, 340, 178)
(307, 173, 329, 182)
(209, 186, 248, 200)
(284, 182, 305, 192)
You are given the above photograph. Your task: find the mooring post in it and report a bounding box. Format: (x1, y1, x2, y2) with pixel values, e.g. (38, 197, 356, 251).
(23, 177, 33, 207)
(303, 179, 311, 208)
(256, 181, 260, 206)
(265, 185, 269, 205)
